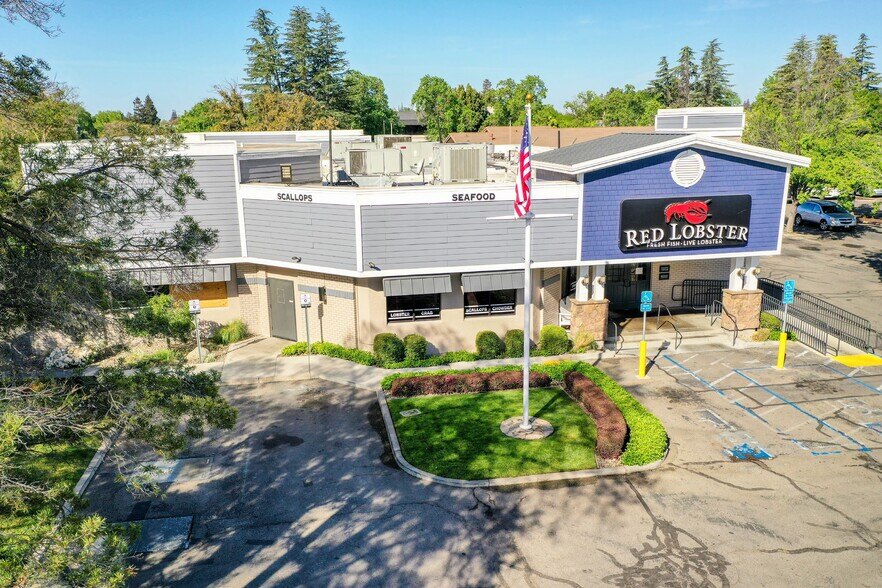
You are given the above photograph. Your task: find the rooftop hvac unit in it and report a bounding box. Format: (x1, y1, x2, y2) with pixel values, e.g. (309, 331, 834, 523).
(347, 148, 403, 175)
(376, 134, 412, 148)
(654, 107, 745, 137)
(435, 144, 487, 183)
(346, 150, 369, 175)
(393, 141, 438, 167)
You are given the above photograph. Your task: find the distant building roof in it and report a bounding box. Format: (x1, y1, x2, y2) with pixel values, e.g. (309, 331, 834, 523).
(532, 133, 686, 167)
(397, 109, 424, 126)
(445, 125, 654, 148)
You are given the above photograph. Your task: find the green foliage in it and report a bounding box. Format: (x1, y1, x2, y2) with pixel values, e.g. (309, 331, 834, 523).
(243, 8, 286, 94)
(310, 8, 349, 110)
(539, 325, 572, 355)
(564, 85, 662, 126)
(212, 320, 249, 345)
(694, 39, 740, 107)
(174, 99, 221, 132)
(572, 330, 598, 352)
(381, 360, 669, 466)
(373, 333, 405, 364)
(124, 295, 194, 343)
(484, 75, 549, 126)
(853, 33, 880, 90)
(125, 348, 184, 369)
(752, 328, 772, 342)
(92, 110, 124, 135)
(131, 95, 159, 126)
(403, 334, 428, 362)
(759, 312, 782, 330)
(475, 330, 505, 360)
(280, 341, 377, 365)
(344, 70, 395, 135)
(411, 75, 454, 141)
(504, 329, 524, 358)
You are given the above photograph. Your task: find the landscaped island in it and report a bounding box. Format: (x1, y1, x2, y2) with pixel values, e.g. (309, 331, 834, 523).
(381, 361, 668, 481)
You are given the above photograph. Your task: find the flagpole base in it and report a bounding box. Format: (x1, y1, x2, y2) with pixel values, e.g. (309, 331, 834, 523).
(501, 417, 554, 440)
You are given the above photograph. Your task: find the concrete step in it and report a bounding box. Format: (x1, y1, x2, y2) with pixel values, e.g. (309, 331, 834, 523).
(606, 327, 733, 352)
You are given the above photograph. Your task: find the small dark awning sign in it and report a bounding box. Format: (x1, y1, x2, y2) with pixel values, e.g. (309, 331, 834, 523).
(619, 195, 751, 253)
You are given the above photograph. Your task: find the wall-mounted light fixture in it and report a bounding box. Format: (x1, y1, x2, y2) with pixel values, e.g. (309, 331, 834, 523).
(368, 262, 379, 270)
(291, 256, 302, 263)
(597, 275, 606, 286)
(750, 267, 762, 276)
(736, 268, 747, 277)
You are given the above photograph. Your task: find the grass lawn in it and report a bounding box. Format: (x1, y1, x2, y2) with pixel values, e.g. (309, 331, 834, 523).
(0, 437, 100, 584)
(388, 388, 597, 480)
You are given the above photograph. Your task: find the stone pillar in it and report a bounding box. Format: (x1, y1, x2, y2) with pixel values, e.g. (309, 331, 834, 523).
(721, 289, 762, 331)
(570, 299, 609, 343)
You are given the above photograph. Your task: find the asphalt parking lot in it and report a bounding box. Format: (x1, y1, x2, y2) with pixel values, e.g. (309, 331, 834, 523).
(763, 219, 882, 331)
(81, 343, 882, 587)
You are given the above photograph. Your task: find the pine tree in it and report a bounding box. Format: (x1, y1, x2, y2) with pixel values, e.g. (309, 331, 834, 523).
(310, 8, 348, 110)
(243, 9, 286, 94)
(283, 6, 314, 95)
(853, 33, 880, 89)
(169, 109, 178, 122)
(695, 39, 738, 106)
(649, 56, 677, 106)
(673, 46, 697, 107)
(140, 95, 160, 125)
(131, 96, 143, 120)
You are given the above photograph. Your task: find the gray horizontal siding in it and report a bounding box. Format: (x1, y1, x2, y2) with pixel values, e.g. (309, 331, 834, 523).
(141, 154, 242, 259)
(243, 200, 356, 270)
(239, 154, 321, 184)
(361, 199, 578, 270)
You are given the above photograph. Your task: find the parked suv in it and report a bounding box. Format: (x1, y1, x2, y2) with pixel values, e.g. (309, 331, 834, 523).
(795, 199, 857, 230)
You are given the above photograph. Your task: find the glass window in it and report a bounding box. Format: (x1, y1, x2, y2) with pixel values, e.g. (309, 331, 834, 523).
(819, 202, 847, 214)
(563, 267, 578, 298)
(464, 290, 517, 316)
(387, 294, 441, 322)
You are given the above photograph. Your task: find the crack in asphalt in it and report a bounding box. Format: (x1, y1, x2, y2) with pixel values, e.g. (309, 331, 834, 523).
(600, 480, 730, 587)
(672, 464, 776, 492)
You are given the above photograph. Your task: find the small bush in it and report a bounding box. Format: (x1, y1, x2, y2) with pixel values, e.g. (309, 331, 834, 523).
(504, 329, 524, 358)
(475, 331, 505, 360)
(388, 370, 550, 397)
(212, 320, 249, 345)
(124, 295, 193, 343)
(539, 325, 572, 355)
(486, 370, 551, 391)
(442, 373, 488, 394)
(125, 348, 184, 369)
(374, 333, 405, 364)
(759, 312, 782, 331)
(564, 372, 627, 460)
(403, 334, 429, 362)
(572, 330, 597, 352)
(439, 350, 478, 363)
(752, 328, 772, 342)
(280, 342, 308, 356)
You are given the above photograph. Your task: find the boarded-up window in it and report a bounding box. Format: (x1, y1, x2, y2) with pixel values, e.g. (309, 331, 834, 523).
(171, 281, 228, 308)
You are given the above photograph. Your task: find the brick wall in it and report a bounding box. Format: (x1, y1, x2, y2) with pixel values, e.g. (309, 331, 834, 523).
(236, 263, 270, 336)
(541, 268, 562, 326)
(651, 259, 731, 308)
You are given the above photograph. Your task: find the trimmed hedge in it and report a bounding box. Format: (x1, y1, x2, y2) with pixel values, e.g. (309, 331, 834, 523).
(504, 329, 524, 358)
(381, 359, 668, 466)
(564, 372, 626, 460)
(539, 325, 572, 355)
(374, 333, 405, 364)
(403, 334, 428, 361)
(389, 370, 551, 397)
(281, 342, 477, 369)
(475, 330, 505, 360)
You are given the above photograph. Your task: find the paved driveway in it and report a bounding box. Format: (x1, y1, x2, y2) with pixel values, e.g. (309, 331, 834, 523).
(83, 345, 882, 587)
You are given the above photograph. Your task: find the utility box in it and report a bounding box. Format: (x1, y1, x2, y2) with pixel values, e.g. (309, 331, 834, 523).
(434, 144, 487, 183)
(376, 134, 413, 149)
(393, 141, 438, 169)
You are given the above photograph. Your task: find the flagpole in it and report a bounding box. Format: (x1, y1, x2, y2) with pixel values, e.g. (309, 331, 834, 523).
(520, 95, 534, 430)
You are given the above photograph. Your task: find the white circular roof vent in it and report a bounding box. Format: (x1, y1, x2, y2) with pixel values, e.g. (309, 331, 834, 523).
(670, 150, 706, 188)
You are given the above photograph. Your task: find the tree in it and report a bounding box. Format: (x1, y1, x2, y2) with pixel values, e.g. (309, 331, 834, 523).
(564, 85, 661, 126)
(310, 8, 348, 110)
(243, 8, 286, 94)
(451, 84, 487, 132)
(92, 110, 124, 135)
(343, 70, 394, 135)
(282, 5, 313, 95)
(852, 33, 879, 90)
(245, 90, 329, 131)
(136, 94, 160, 125)
(131, 96, 143, 119)
(0, 53, 49, 107)
(649, 56, 677, 107)
(211, 83, 248, 131)
(411, 75, 454, 141)
(0, 0, 63, 35)
(169, 109, 178, 123)
(694, 39, 739, 106)
(484, 75, 549, 126)
(174, 99, 220, 132)
(673, 45, 697, 107)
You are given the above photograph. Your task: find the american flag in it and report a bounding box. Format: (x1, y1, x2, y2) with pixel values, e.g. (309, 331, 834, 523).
(514, 121, 532, 218)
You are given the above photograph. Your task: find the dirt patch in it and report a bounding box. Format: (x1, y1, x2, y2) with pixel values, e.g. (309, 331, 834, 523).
(367, 401, 400, 470)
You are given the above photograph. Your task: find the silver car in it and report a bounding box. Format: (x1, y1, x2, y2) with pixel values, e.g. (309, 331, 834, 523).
(795, 200, 857, 230)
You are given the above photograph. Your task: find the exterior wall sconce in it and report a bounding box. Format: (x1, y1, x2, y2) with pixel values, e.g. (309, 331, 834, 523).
(291, 256, 302, 263)
(597, 276, 606, 286)
(368, 262, 379, 270)
(750, 267, 762, 276)
(736, 268, 747, 277)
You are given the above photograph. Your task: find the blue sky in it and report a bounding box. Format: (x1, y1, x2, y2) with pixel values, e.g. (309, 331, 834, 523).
(2, 0, 879, 118)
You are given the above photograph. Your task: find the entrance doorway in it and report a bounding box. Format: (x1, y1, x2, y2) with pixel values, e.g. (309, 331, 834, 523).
(268, 278, 297, 340)
(607, 263, 651, 312)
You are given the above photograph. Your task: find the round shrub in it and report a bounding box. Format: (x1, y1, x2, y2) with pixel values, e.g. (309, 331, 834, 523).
(539, 325, 572, 355)
(572, 330, 597, 352)
(374, 333, 405, 364)
(504, 329, 524, 358)
(403, 333, 429, 361)
(752, 327, 771, 342)
(475, 330, 505, 360)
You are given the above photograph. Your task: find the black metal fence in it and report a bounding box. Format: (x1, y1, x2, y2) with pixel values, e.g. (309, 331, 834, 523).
(761, 293, 831, 355)
(673, 279, 729, 309)
(758, 278, 876, 352)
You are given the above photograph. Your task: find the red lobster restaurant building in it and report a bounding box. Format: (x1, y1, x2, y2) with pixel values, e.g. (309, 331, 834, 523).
(125, 107, 810, 352)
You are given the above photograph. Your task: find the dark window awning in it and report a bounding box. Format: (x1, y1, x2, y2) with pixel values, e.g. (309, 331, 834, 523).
(383, 274, 452, 296)
(125, 265, 231, 286)
(461, 270, 524, 292)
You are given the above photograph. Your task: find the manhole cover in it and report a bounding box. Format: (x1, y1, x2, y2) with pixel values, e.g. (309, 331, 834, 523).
(400, 409, 421, 417)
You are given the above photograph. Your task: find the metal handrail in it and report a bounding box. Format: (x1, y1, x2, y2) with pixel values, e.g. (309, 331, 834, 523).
(706, 299, 739, 346)
(608, 321, 624, 355)
(720, 303, 740, 346)
(656, 319, 684, 350)
(656, 303, 675, 328)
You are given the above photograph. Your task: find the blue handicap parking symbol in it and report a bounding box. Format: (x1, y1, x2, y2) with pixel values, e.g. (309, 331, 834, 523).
(782, 280, 796, 304)
(640, 290, 653, 304)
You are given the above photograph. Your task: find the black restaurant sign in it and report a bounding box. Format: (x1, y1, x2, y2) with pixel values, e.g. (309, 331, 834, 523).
(619, 194, 751, 253)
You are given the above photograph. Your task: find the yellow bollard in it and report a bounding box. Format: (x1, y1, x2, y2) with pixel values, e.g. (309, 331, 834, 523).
(776, 331, 787, 369)
(638, 340, 648, 378)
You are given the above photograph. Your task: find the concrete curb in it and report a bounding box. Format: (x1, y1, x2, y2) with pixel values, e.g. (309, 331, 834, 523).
(375, 389, 670, 489)
(60, 428, 118, 517)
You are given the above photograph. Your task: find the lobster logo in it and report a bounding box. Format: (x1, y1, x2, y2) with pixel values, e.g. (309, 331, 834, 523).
(664, 199, 711, 225)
